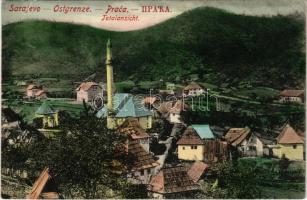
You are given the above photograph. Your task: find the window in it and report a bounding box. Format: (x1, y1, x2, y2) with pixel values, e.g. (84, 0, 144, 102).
(182, 147, 185, 150)
(147, 168, 151, 174)
(293, 145, 297, 149)
(140, 170, 144, 176)
(191, 145, 198, 149)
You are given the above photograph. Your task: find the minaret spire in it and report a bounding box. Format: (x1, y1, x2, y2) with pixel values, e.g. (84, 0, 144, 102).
(106, 38, 114, 113)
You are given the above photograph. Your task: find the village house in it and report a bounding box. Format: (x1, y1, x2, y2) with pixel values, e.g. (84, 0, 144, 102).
(157, 100, 188, 124)
(279, 89, 304, 103)
(182, 83, 205, 97)
(26, 84, 47, 99)
(177, 125, 228, 162)
(114, 118, 159, 184)
(35, 101, 59, 129)
(97, 40, 153, 130)
(76, 81, 101, 102)
(224, 127, 251, 156)
(148, 161, 208, 199)
(264, 124, 304, 161)
(245, 132, 274, 157)
(26, 168, 60, 199)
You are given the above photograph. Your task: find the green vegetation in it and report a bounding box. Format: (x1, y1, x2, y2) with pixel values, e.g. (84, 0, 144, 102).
(198, 158, 305, 199)
(3, 7, 304, 90)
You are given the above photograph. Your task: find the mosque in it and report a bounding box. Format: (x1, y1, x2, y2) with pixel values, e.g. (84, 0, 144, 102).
(97, 39, 153, 129)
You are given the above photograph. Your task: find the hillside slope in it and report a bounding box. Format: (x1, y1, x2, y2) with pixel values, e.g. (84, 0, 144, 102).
(2, 7, 305, 88)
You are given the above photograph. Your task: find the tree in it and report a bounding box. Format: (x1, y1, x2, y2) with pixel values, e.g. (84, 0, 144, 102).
(27, 115, 128, 198)
(208, 161, 262, 199)
(279, 154, 290, 179)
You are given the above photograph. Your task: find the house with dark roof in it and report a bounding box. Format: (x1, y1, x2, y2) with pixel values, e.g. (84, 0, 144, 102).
(279, 89, 304, 103)
(265, 124, 304, 160)
(183, 82, 205, 97)
(76, 81, 101, 102)
(177, 126, 228, 162)
(114, 118, 159, 184)
(148, 161, 208, 198)
(97, 93, 153, 129)
(26, 168, 60, 199)
(224, 127, 251, 155)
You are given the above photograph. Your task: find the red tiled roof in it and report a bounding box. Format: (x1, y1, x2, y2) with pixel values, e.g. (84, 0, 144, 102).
(76, 81, 99, 91)
(279, 90, 304, 97)
(149, 166, 199, 194)
(224, 127, 250, 147)
(117, 118, 150, 140)
(143, 97, 159, 105)
(184, 83, 202, 91)
(187, 161, 208, 182)
(277, 124, 304, 144)
(128, 140, 159, 170)
(177, 127, 204, 145)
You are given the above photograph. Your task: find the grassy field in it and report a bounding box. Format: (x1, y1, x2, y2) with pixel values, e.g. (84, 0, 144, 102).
(239, 157, 305, 199)
(3, 99, 85, 123)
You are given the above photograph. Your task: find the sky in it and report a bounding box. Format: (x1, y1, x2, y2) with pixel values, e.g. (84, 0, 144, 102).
(2, 0, 305, 31)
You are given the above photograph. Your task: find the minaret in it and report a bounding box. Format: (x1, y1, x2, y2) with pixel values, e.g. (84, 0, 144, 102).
(106, 39, 114, 112)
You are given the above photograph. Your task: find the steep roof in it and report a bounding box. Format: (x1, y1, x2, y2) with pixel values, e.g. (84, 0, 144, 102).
(279, 90, 304, 97)
(117, 118, 150, 140)
(276, 124, 304, 144)
(128, 140, 159, 170)
(177, 127, 204, 145)
(26, 168, 59, 199)
(187, 161, 208, 182)
(191, 124, 215, 139)
(35, 101, 56, 115)
(149, 165, 200, 194)
(224, 127, 250, 147)
(76, 81, 99, 91)
(97, 93, 153, 118)
(184, 82, 203, 91)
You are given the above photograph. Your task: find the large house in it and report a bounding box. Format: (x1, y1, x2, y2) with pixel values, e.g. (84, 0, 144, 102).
(26, 84, 47, 99)
(148, 161, 208, 198)
(177, 125, 228, 162)
(76, 81, 101, 102)
(97, 40, 153, 130)
(279, 89, 304, 103)
(265, 124, 304, 160)
(26, 168, 60, 199)
(114, 118, 159, 184)
(182, 83, 205, 97)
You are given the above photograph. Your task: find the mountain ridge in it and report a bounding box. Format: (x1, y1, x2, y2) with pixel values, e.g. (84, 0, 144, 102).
(2, 7, 305, 89)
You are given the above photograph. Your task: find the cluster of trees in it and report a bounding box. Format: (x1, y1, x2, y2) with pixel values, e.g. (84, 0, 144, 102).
(2, 110, 148, 198)
(3, 7, 304, 89)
